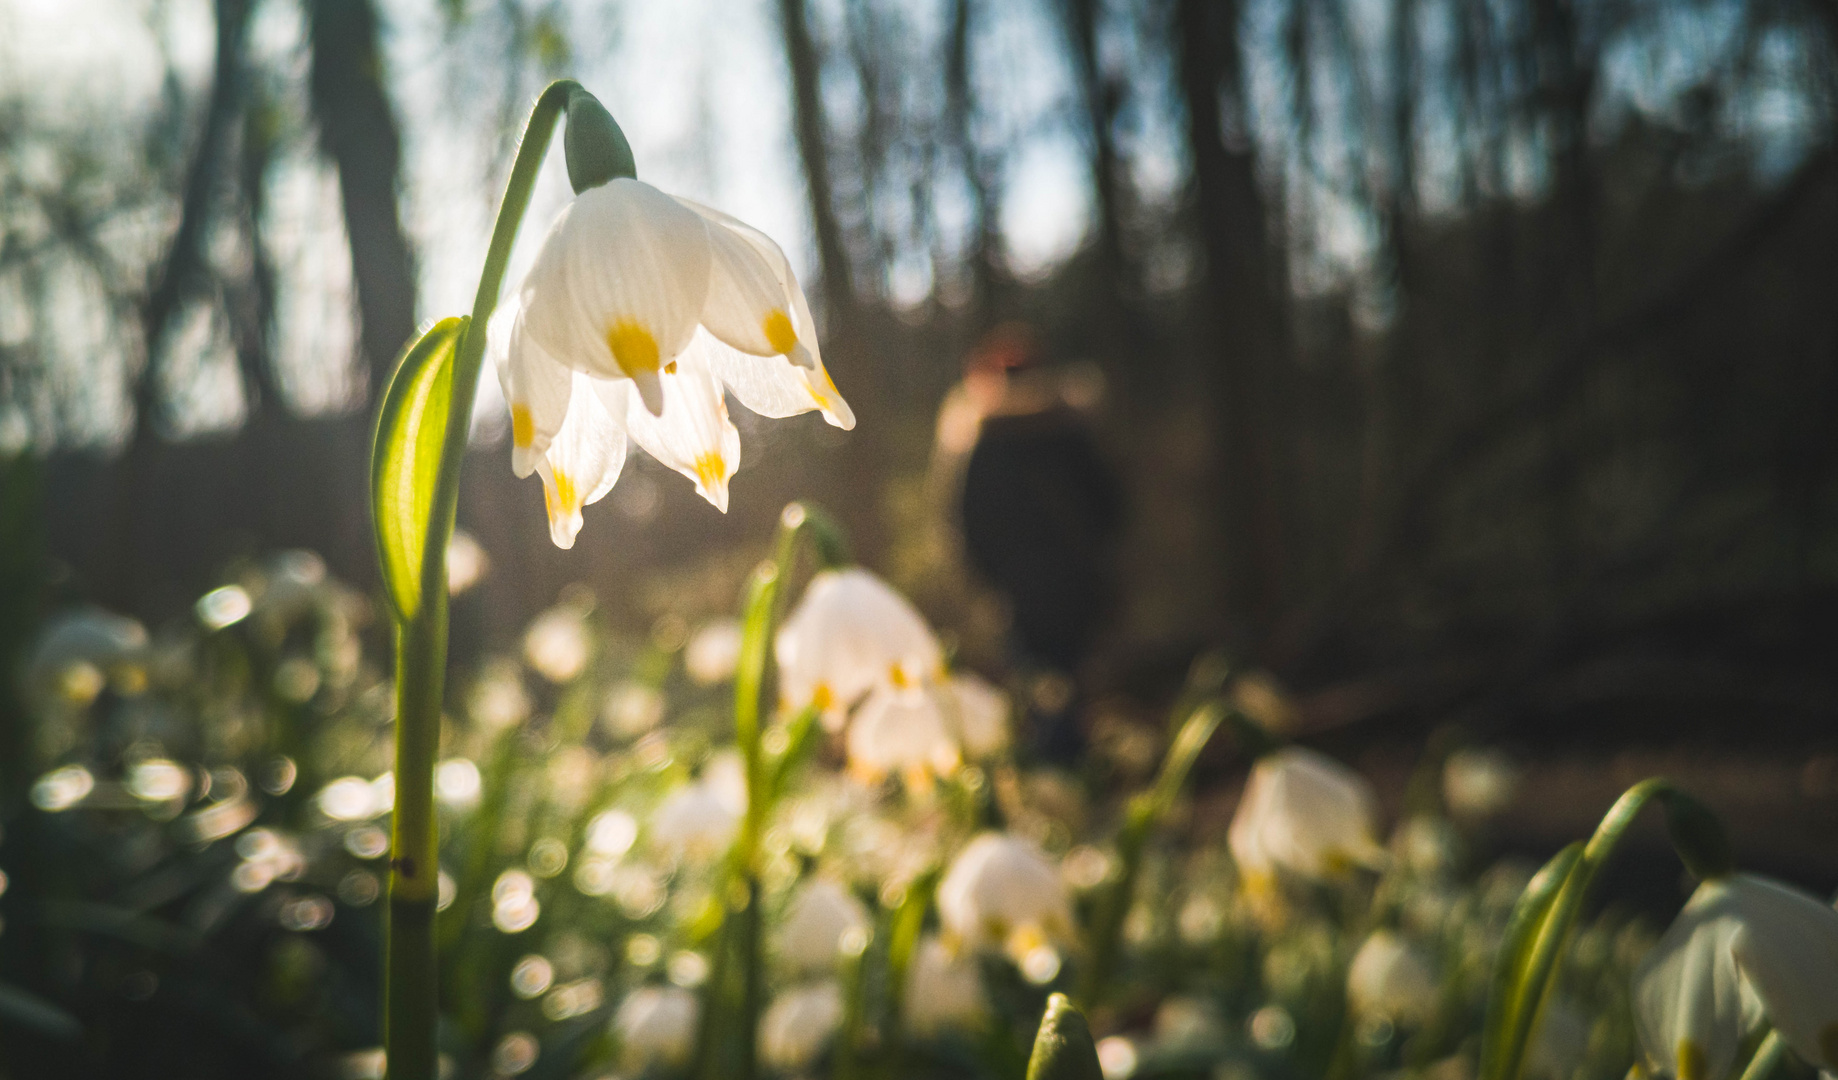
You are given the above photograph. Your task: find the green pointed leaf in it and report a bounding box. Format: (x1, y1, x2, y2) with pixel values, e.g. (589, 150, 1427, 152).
(1027, 993, 1104, 1080)
(371, 317, 466, 622)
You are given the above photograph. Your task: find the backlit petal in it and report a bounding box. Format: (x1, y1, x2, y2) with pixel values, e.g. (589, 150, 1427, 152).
(490, 298, 573, 478)
(692, 328, 855, 431)
(599, 350, 740, 512)
(520, 180, 710, 408)
(1633, 880, 1757, 1080)
(535, 372, 629, 549)
(1724, 876, 1838, 1072)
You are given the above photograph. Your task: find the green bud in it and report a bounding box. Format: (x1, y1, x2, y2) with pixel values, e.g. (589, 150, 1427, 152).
(1661, 789, 1735, 880)
(563, 87, 635, 193)
(1026, 994, 1104, 1080)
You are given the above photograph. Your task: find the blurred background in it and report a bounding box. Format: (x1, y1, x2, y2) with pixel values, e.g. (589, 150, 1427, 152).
(4, 0, 1838, 880)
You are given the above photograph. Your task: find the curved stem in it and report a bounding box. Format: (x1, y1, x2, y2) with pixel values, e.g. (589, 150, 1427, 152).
(1076, 700, 1223, 1008)
(384, 78, 579, 1080)
(1736, 1030, 1786, 1080)
(1488, 778, 1724, 1080)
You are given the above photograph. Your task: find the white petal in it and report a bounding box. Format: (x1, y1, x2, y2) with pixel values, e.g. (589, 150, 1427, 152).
(520, 180, 711, 401)
(601, 350, 740, 512)
(492, 300, 574, 477)
(1633, 880, 1755, 1080)
(692, 328, 856, 431)
(774, 567, 943, 721)
(846, 685, 960, 781)
(1725, 876, 1838, 1072)
(534, 373, 629, 549)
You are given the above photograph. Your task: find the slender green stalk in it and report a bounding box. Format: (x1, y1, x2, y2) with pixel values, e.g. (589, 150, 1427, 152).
(1481, 778, 1731, 1080)
(1735, 1030, 1786, 1080)
(1076, 700, 1224, 1008)
(383, 78, 580, 1080)
(720, 502, 850, 1080)
(880, 868, 940, 1080)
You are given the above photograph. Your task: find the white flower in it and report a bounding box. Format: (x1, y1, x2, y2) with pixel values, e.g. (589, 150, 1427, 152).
(614, 985, 699, 1069)
(776, 878, 871, 973)
(775, 567, 943, 725)
(649, 765, 744, 861)
(1346, 931, 1439, 1025)
(496, 178, 853, 547)
(684, 618, 744, 684)
(1228, 748, 1385, 885)
(1443, 748, 1521, 819)
(1634, 874, 1838, 1080)
(759, 980, 845, 1070)
(29, 607, 148, 705)
(943, 672, 1010, 758)
(845, 684, 961, 787)
(523, 605, 591, 682)
(937, 832, 1074, 966)
(903, 935, 986, 1035)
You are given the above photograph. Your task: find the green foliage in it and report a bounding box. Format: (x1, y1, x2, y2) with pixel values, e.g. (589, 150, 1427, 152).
(369, 318, 466, 623)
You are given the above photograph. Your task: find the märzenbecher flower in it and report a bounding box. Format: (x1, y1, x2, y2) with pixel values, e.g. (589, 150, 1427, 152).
(495, 178, 854, 547)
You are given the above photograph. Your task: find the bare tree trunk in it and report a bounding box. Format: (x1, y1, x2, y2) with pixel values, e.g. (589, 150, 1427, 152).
(309, 0, 418, 404)
(778, 0, 855, 330)
(943, 0, 1001, 319)
(1175, 0, 1290, 646)
(1061, 0, 1128, 289)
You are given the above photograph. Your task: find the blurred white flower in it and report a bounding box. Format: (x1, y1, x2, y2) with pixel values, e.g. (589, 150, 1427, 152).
(1153, 996, 1225, 1047)
(493, 869, 541, 933)
(1096, 1035, 1139, 1080)
(445, 529, 490, 596)
(615, 985, 699, 1069)
(469, 661, 531, 730)
(524, 606, 592, 682)
(1526, 997, 1592, 1080)
(603, 680, 666, 738)
(29, 607, 148, 705)
(903, 935, 986, 1035)
(937, 832, 1074, 967)
(684, 618, 744, 684)
(319, 776, 384, 822)
(776, 878, 871, 973)
(31, 765, 95, 811)
(759, 980, 845, 1070)
(127, 759, 191, 802)
(776, 567, 943, 726)
(845, 684, 961, 787)
(650, 761, 745, 860)
(1634, 874, 1838, 1080)
(943, 672, 1010, 759)
(1443, 748, 1521, 819)
(495, 178, 853, 546)
(1347, 930, 1439, 1025)
(1229, 748, 1385, 885)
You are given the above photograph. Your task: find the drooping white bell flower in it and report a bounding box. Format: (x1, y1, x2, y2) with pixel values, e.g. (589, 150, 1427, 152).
(1633, 874, 1838, 1080)
(775, 567, 943, 725)
(759, 980, 846, 1070)
(942, 672, 1010, 759)
(903, 935, 987, 1036)
(776, 878, 871, 973)
(1346, 930, 1440, 1025)
(1228, 748, 1386, 886)
(613, 985, 699, 1069)
(937, 832, 1074, 968)
(493, 178, 854, 547)
(845, 684, 962, 788)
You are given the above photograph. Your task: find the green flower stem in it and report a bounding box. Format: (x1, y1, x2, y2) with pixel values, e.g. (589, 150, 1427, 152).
(879, 867, 941, 1080)
(383, 78, 582, 1080)
(722, 502, 850, 1080)
(1735, 1030, 1786, 1080)
(1481, 778, 1731, 1080)
(1076, 700, 1224, 1009)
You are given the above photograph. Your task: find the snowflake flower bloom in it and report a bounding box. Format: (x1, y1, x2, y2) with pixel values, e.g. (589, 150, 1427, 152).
(1633, 874, 1838, 1080)
(613, 986, 699, 1069)
(494, 178, 854, 547)
(844, 684, 962, 788)
(775, 878, 871, 973)
(1228, 747, 1385, 886)
(775, 567, 943, 726)
(937, 832, 1074, 966)
(1346, 931, 1439, 1025)
(759, 981, 845, 1070)
(903, 935, 987, 1035)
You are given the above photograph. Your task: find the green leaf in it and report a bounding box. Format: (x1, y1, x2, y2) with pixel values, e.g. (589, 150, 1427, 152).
(0, 980, 81, 1041)
(1027, 994, 1104, 1080)
(1479, 843, 1582, 1080)
(371, 317, 466, 622)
